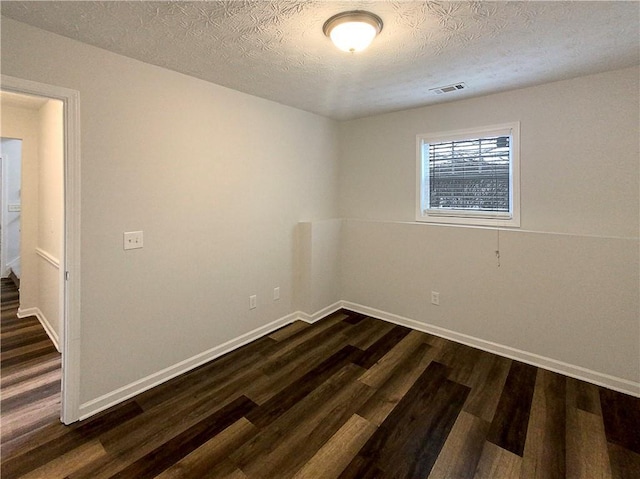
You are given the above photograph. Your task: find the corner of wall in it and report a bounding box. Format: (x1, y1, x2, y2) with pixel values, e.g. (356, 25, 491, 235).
(294, 219, 344, 316)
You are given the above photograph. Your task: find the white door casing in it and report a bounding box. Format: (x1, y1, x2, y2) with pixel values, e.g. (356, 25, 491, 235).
(1, 74, 81, 424)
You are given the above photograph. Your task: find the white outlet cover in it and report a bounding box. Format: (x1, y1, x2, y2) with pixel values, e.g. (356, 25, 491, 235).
(431, 291, 440, 305)
(123, 231, 144, 250)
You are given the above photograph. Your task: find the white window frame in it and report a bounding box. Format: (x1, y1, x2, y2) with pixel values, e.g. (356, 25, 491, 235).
(416, 122, 520, 228)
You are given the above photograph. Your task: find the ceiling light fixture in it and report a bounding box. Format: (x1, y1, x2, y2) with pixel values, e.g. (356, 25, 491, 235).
(323, 10, 383, 53)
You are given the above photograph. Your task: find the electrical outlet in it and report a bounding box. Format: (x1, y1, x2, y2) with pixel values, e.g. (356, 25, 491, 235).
(431, 291, 440, 306)
(123, 231, 143, 250)
(249, 295, 257, 310)
(273, 287, 280, 301)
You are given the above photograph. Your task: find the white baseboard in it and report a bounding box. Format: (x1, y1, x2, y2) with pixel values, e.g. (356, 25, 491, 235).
(17, 307, 60, 352)
(76, 298, 638, 422)
(341, 301, 640, 398)
(295, 302, 343, 324)
(78, 304, 349, 420)
(78, 311, 299, 421)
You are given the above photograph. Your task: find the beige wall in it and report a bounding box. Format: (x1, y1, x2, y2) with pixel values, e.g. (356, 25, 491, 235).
(338, 67, 640, 386)
(339, 67, 639, 238)
(37, 100, 63, 259)
(340, 220, 638, 384)
(295, 219, 342, 315)
(1, 18, 339, 404)
(36, 99, 64, 343)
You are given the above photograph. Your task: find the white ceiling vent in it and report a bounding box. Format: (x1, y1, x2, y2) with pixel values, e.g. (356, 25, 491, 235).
(429, 82, 467, 95)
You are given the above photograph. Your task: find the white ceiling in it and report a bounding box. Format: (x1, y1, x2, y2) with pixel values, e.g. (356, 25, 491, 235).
(2, 1, 638, 120)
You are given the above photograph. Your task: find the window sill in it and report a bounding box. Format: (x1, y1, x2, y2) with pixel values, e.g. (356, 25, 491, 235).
(416, 214, 520, 228)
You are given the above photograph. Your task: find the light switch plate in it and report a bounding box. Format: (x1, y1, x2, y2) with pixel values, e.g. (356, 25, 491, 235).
(123, 231, 143, 250)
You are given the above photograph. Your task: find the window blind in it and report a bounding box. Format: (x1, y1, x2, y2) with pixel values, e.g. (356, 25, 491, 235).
(427, 135, 511, 214)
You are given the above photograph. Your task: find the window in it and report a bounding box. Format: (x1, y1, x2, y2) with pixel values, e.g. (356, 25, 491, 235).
(416, 123, 520, 227)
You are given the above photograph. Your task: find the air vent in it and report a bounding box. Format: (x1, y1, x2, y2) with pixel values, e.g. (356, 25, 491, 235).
(429, 82, 467, 95)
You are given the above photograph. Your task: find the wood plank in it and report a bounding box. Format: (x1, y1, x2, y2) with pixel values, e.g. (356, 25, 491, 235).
(245, 345, 363, 428)
(573, 377, 602, 414)
(338, 455, 385, 479)
(1, 377, 60, 413)
(1, 401, 144, 478)
(110, 396, 257, 478)
(80, 376, 265, 478)
(343, 362, 460, 478)
(519, 369, 566, 479)
(345, 316, 394, 350)
(0, 366, 60, 403)
(1, 411, 62, 453)
(473, 441, 522, 479)
(1, 327, 49, 350)
(0, 354, 60, 388)
(436, 340, 484, 387)
(486, 361, 537, 456)
(267, 320, 309, 342)
(358, 330, 429, 389)
(566, 408, 613, 479)
(342, 310, 368, 324)
(0, 394, 61, 445)
(1, 418, 70, 461)
(463, 353, 511, 423)
(259, 312, 348, 364)
(291, 414, 377, 479)
(1, 341, 58, 368)
(259, 320, 350, 376)
(244, 329, 350, 405)
(160, 457, 245, 479)
(357, 342, 436, 426)
(600, 388, 640, 455)
(608, 442, 640, 479)
(218, 468, 248, 479)
(353, 324, 412, 369)
(18, 439, 107, 479)
(154, 418, 256, 479)
(428, 411, 490, 479)
(231, 363, 374, 479)
(380, 378, 470, 478)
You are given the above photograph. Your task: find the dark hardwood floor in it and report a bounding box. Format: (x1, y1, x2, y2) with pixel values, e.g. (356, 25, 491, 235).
(1, 277, 61, 454)
(1, 278, 639, 478)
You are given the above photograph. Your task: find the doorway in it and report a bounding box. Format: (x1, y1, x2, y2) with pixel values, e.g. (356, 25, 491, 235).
(1, 138, 22, 281)
(1, 75, 81, 424)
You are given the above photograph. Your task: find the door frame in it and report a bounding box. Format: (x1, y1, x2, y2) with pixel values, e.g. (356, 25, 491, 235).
(1, 74, 81, 424)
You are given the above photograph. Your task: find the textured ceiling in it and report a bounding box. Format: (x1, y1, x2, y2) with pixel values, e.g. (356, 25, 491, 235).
(1, 1, 639, 120)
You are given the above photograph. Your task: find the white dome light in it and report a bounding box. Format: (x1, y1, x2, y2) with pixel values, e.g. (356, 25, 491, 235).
(323, 11, 383, 53)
